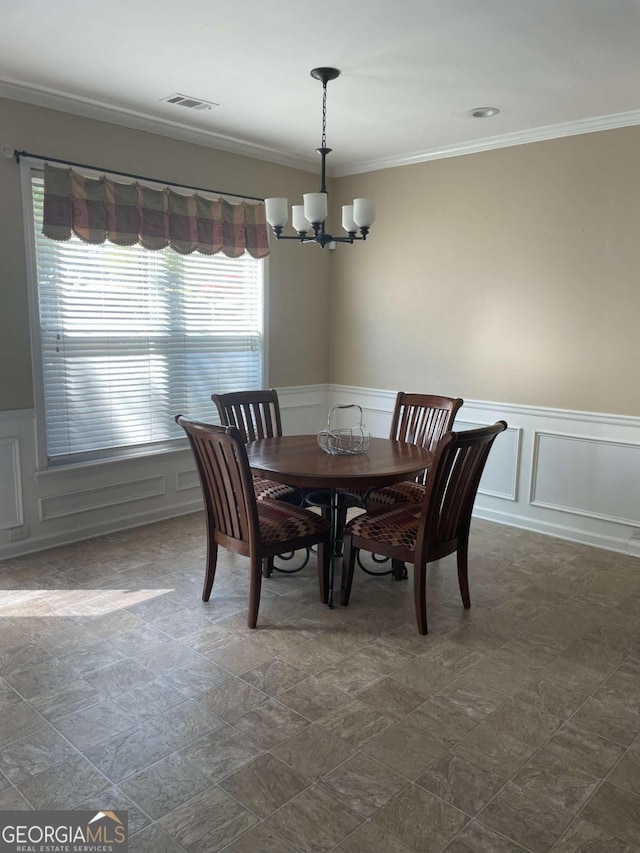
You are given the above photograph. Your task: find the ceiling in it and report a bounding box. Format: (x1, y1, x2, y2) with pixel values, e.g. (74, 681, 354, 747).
(2, 0, 640, 176)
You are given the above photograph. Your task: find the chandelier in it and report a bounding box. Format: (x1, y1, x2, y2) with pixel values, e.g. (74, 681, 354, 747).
(265, 68, 375, 248)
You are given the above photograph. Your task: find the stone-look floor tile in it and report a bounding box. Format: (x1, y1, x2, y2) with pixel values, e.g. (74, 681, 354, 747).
(240, 658, 308, 696)
(608, 749, 640, 796)
(145, 698, 222, 750)
(374, 784, 468, 853)
(83, 657, 157, 696)
(226, 821, 302, 853)
(204, 639, 274, 674)
(416, 752, 505, 815)
(452, 724, 535, 779)
(130, 635, 209, 678)
(179, 623, 239, 656)
(0, 700, 47, 747)
(52, 698, 137, 750)
(197, 677, 267, 721)
(317, 699, 394, 748)
(271, 725, 355, 781)
(581, 781, 640, 848)
(315, 654, 392, 697)
(571, 672, 640, 747)
(219, 753, 310, 818)
(109, 678, 188, 721)
(479, 781, 573, 853)
(59, 639, 126, 676)
(4, 514, 639, 853)
(84, 725, 174, 784)
(482, 697, 562, 747)
(540, 657, 606, 694)
(363, 719, 445, 779)
(0, 787, 33, 809)
(443, 820, 530, 852)
(319, 752, 408, 818)
(336, 821, 415, 853)
(3, 658, 98, 719)
(0, 725, 78, 784)
(231, 698, 309, 750)
(0, 619, 33, 655)
(389, 658, 459, 698)
(0, 641, 54, 676)
(17, 753, 110, 809)
(75, 785, 150, 836)
(543, 723, 625, 778)
(459, 656, 534, 696)
(356, 676, 426, 720)
(159, 658, 231, 698)
(159, 786, 258, 853)
(179, 725, 263, 783)
(404, 698, 481, 750)
(129, 825, 185, 853)
(515, 674, 594, 720)
(513, 750, 599, 813)
(0, 678, 22, 710)
(275, 674, 352, 721)
(120, 751, 213, 820)
(266, 785, 362, 853)
(551, 817, 639, 853)
(277, 637, 355, 675)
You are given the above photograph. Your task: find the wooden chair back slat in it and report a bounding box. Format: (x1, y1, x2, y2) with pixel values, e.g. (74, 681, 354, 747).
(391, 393, 464, 484)
(212, 389, 283, 444)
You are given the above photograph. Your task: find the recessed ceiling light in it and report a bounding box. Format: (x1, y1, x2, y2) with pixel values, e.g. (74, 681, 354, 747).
(468, 106, 500, 118)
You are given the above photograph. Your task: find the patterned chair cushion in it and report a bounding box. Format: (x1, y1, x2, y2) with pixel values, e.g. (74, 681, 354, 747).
(364, 480, 425, 513)
(345, 504, 421, 551)
(258, 500, 330, 546)
(253, 475, 301, 505)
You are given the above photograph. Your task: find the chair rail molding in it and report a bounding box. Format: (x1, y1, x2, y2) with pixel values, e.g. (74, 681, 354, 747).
(1, 387, 639, 559)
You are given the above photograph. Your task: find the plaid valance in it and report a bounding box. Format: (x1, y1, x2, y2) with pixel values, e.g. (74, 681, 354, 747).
(42, 163, 270, 259)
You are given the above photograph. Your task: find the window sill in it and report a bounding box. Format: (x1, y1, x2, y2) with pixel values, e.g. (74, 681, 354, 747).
(34, 440, 192, 481)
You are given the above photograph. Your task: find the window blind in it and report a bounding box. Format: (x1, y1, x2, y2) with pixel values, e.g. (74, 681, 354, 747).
(31, 175, 264, 464)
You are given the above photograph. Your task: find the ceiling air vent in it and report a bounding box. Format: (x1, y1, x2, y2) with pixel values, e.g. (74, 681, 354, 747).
(161, 93, 218, 111)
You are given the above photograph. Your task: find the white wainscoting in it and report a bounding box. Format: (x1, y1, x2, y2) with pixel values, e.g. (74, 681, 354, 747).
(1, 386, 639, 560)
(0, 386, 329, 560)
(329, 385, 640, 559)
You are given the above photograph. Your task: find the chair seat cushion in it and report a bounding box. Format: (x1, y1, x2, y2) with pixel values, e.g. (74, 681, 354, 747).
(345, 504, 421, 551)
(258, 500, 329, 546)
(253, 475, 301, 504)
(365, 480, 425, 512)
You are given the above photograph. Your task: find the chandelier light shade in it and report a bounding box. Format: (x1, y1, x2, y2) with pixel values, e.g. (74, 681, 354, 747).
(265, 67, 375, 248)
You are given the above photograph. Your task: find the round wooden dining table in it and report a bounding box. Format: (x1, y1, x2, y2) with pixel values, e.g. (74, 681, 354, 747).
(246, 435, 433, 606)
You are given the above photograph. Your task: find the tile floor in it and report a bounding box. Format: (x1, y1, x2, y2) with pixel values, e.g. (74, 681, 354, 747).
(0, 513, 639, 853)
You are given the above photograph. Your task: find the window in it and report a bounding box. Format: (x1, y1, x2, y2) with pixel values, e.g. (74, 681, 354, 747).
(28, 172, 264, 466)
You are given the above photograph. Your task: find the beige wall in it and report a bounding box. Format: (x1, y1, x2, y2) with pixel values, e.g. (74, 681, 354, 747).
(0, 98, 331, 411)
(330, 128, 640, 416)
(3, 98, 640, 418)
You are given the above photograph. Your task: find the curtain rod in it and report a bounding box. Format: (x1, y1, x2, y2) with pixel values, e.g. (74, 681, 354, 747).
(11, 148, 265, 202)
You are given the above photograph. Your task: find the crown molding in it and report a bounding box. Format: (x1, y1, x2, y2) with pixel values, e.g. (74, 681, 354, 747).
(0, 78, 319, 174)
(3, 78, 640, 178)
(332, 109, 640, 176)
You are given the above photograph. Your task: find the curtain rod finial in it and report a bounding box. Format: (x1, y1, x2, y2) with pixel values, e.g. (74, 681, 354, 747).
(1, 145, 15, 159)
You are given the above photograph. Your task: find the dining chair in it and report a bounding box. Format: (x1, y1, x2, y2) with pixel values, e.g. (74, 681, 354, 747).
(364, 392, 464, 513)
(212, 389, 302, 506)
(175, 416, 331, 627)
(341, 421, 507, 634)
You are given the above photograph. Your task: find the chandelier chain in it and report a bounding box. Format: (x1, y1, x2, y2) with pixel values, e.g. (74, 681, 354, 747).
(321, 81, 327, 149)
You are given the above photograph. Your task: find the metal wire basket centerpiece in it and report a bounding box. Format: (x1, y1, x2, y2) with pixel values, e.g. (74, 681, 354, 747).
(317, 404, 371, 455)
